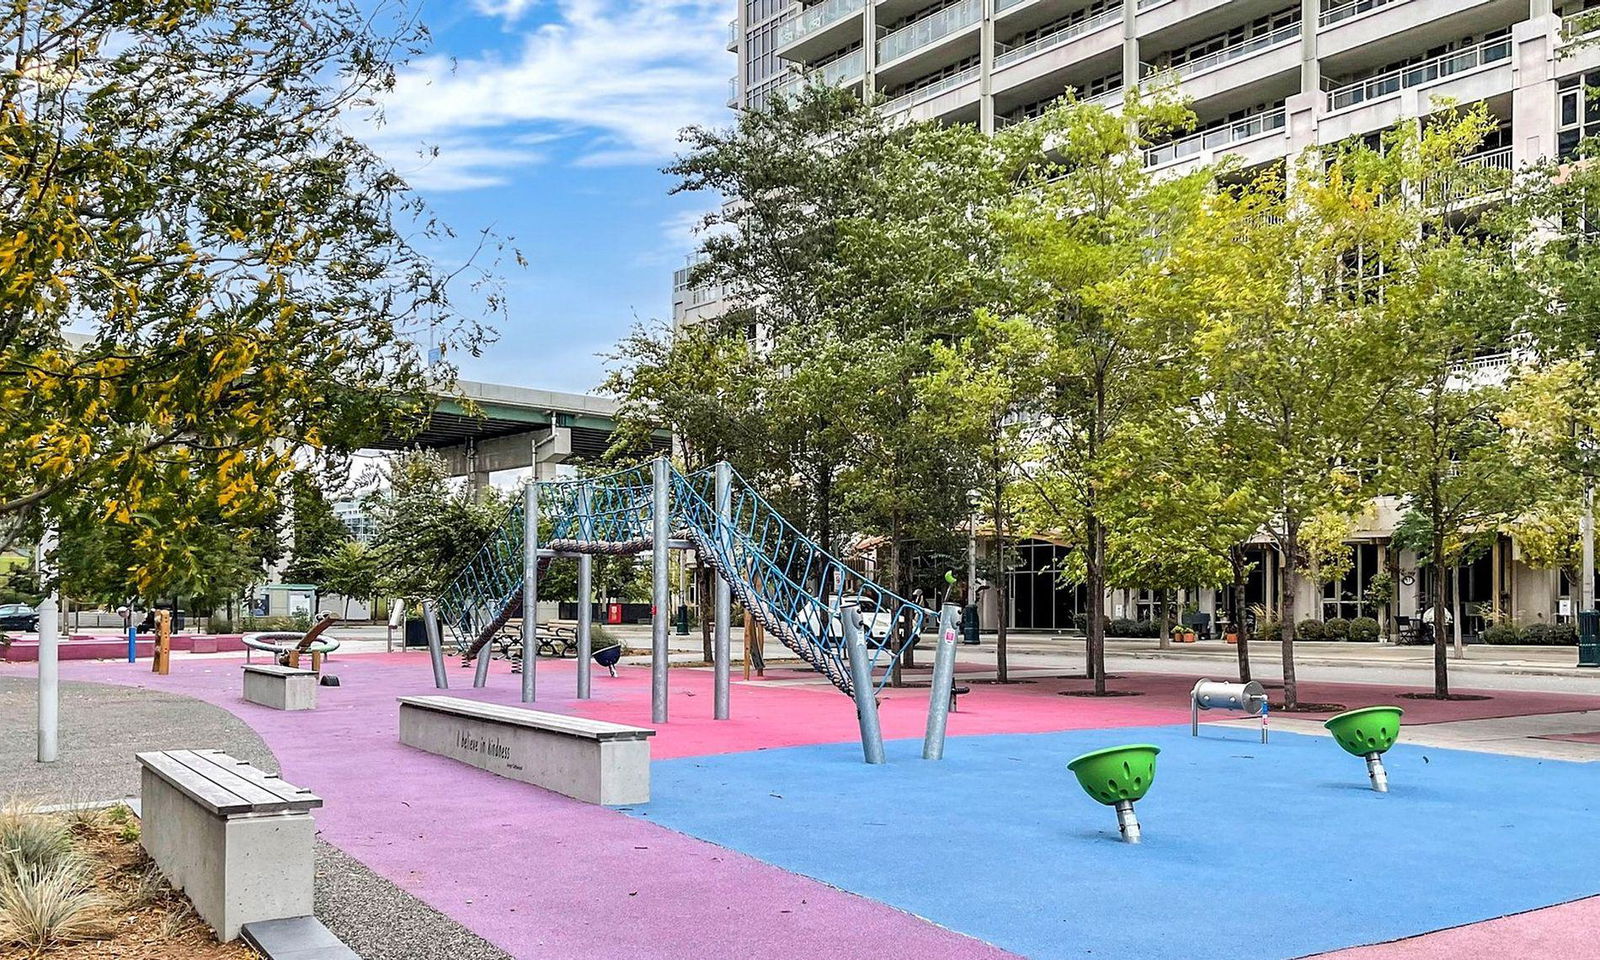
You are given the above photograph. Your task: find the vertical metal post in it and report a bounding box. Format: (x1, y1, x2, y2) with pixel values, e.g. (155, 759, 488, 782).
(422, 600, 448, 689)
(652, 458, 670, 724)
(522, 481, 539, 703)
(714, 461, 732, 720)
(922, 603, 962, 760)
(472, 605, 493, 688)
(126, 606, 136, 663)
(842, 602, 885, 764)
(36, 524, 59, 763)
(1582, 480, 1595, 614)
(577, 486, 593, 699)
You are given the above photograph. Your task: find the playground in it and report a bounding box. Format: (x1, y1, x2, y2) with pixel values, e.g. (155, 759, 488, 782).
(8, 459, 1600, 959)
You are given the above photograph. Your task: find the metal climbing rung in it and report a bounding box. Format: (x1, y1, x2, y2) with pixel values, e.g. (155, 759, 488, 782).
(432, 460, 933, 696)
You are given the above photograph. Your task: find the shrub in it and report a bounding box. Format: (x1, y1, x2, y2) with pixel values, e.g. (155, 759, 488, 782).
(1108, 618, 1140, 637)
(1348, 617, 1380, 642)
(1296, 619, 1326, 641)
(1323, 617, 1350, 640)
(590, 625, 621, 651)
(1519, 623, 1578, 646)
(0, 804, 73, 885)
(0, 856, 108, 950)
(1256, 618, 1281, 642)
(1480, 622, 1520, 645)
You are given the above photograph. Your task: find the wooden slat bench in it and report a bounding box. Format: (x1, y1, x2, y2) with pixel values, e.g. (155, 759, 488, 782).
(136, 750, 322, 941)
(243, 664, 318, 711)
(397, 695, 655, 805)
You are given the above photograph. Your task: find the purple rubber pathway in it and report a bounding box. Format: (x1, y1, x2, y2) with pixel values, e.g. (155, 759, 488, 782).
(11, 655, 1024, 960)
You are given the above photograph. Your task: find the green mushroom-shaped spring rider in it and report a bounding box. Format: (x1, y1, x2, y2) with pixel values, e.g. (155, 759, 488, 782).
(1067, 744, 1160, 843)
(1323, 706, 1404, 792)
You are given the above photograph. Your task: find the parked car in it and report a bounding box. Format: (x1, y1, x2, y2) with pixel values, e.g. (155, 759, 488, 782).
(0, 603, 39, 631)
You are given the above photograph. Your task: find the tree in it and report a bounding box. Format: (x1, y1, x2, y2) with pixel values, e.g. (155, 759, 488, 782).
(1, 0, 503, 595)
(319, 541, 379, 618)
(284, 473, 351, 587)
(998, 92, 1207, 693)
(366, 451, 506, 602)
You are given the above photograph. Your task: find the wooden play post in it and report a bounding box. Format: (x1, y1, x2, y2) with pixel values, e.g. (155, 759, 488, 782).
(151, 610, 171, 675)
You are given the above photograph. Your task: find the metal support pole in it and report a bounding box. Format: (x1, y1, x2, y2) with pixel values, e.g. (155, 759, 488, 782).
(842, 602, 885, 764)
(922, 603, 961, 760)
(1582, 480, 1595, 614)
(1365, 753, 1389, 793)
(652, 458, 670, 724)
(713, 461, 732, 720)
(1114, 800, 1141, 843)
(577, 485, 593, 699)
(522, 481, 539, 703)
(422, 601, 448, 689)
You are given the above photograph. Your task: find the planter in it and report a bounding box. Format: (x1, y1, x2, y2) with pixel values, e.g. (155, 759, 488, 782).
(1224, 632, 1238, 644)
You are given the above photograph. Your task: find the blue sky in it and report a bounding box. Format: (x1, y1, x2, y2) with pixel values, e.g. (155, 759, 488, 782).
(366, 0, 732, 394)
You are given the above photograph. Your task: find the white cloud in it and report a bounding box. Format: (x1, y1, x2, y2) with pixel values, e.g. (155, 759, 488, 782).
(368, 0, 731, 190)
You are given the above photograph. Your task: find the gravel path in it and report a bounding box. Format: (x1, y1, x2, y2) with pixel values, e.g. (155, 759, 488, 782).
(0, 675, 510, 960)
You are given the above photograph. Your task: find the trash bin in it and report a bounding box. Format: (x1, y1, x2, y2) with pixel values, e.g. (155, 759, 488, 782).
(1579, 610, 1600, 668)
(961, 604, 980, 645)
(403, 617, 429, 648)
(676, 604, 689, 636)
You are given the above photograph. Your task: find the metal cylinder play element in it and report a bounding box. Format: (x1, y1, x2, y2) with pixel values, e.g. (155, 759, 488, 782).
(651, 458, 670, 724)
(522, 480, 539, 703)
(1324, 706, 1404, 793)
(842, 601, 885, 764)
(713, 461, 732, 721)
(1191, 678, 1270, 743)
(922, 603, 962, 760)
(1067, 744, 1160, 843)
(423, 600, 448, 690)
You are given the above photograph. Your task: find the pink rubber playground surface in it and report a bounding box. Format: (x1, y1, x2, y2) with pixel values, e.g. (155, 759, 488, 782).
(7, 652, 1597, 959)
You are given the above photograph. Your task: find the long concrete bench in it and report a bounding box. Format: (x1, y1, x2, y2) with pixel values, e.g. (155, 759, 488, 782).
(137, 749, 322, 941)
(243, 664, 318, 710)
(397, 695, 655, 805)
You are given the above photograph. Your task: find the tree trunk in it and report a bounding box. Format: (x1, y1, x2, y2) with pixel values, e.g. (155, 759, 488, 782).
(1158, 588, 1172, 649)
(1433, 529, 1450, 697)
(1087, 511, 1106, 694)
(1280, 524, 1300, 708)
(993, 468, 1009, 683)
(1230, 546, 1252, 682)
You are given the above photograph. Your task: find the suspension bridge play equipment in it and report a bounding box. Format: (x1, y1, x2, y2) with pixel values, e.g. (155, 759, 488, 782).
(1324, 706, 1404, 792)
(427, 457, 965, 763)
(1191, 678, 1270, 743)
(1067, 744, 1161, 843)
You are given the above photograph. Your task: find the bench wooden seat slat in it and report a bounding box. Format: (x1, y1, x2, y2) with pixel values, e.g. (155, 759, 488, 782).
(397, 696, 656, 742)
(137, 750, 321, 815)
(192, 750, 323, 808)
(243, 664, 316, 678)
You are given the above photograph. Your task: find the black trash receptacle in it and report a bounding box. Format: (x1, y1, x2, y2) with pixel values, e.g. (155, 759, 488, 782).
(404, 617, 429, 648)
(1579, 610, 1600, 668)
(961, 604, 981, 645)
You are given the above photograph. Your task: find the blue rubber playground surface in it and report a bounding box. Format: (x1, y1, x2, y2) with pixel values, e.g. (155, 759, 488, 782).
(630, 726, 1600, 960)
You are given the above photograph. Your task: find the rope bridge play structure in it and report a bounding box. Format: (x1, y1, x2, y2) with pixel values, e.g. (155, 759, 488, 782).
(425, 458, 963, 763)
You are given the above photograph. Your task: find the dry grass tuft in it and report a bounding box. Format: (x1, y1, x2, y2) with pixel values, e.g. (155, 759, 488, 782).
(0, 855, 109, 952)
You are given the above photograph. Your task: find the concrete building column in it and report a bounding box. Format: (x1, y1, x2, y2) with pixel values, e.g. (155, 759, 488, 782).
(1122, 0, 1138, 105)
(1512, 14, 1560, 167)
(864, 1, 877, 96)
(980, 0, 995, 134)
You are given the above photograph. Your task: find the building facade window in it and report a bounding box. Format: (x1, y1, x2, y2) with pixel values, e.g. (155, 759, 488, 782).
(1558, 72, 1600, 160)
(1322, 543, 1380, 620)
(1007, 538, 1087, 630)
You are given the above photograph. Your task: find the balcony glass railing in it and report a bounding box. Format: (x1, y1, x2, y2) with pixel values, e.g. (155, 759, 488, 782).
(1083, 86, 1124, 108)
(1319, 0, 1403, 28)
(1326, 36, 1511, 110)
(1144, 107, 1287, 167)
(775, 0, 866, 48)
(774, 48, 867, 101)
(996, 0, 1034, 11)
(727, 76, 739, 108)
(1166, 22, 1300, 79)
(1561, 9, 1600, 43)
(728, 19, 740, 49)
(880, 64, 980, 114)
(995, 8, 1121, 68)
(878, 0, 982, 64)
(1422, 147, 1513, 203)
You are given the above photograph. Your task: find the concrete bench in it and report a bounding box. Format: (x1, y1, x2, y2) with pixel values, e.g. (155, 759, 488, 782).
(397, 695, 655, 805)
(136, 750, 322, 941)
(243, 664, 318, 711)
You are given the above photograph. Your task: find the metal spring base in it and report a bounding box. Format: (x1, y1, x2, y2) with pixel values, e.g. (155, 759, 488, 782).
(1365, 753, 1389, 793)
(1115, 800, 1141, 843)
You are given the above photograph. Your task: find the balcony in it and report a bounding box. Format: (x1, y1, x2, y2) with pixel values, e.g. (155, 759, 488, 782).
(774, 48, 867, 101)
(880, 64, 980, 115)
(1325, 36, 1511, 111)
(1165, 21, 1301, 80)
(728, 76, 739, 109)
(1421, 146, 1513, 205)
(1319, 0, 1401, 29)
(775, 0, 867, 62)
(878, 0, 982, 67)
(728, 19, 740, 51)
(994, 8, 1122, 69)
(1145, 106, 1286, 168)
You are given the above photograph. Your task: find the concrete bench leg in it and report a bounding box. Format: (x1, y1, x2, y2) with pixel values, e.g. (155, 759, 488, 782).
(140, 768, 315, 941)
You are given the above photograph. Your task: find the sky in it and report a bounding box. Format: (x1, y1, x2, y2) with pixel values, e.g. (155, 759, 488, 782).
(365, 0, 734, 395)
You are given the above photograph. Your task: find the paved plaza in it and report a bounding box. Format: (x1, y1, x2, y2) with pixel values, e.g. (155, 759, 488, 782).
(3, 644, 1599, 959)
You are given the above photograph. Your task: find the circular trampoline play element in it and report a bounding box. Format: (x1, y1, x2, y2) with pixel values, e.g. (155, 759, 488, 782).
(1067, 744, 1160, 844)
(1324, 705, 1404, 793)
(242, 613, 341, 671)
